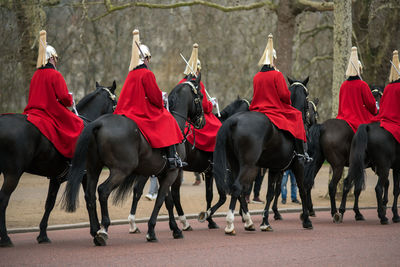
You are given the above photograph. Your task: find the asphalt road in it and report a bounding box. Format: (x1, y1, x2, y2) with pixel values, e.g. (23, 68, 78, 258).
(1, 209, 399, 266)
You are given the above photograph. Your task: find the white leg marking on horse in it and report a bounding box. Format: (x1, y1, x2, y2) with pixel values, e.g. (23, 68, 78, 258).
(128, 214, 138, 233)
(179, 215, 191, 230)
(243, 212, 254, 228)
(225, 210, 235, 233)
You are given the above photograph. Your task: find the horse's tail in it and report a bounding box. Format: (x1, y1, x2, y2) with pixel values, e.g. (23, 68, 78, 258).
(62, 120, 103, 212)
(213, 118, 235, 195)
(304, 123, 323, 189)
(348, 124, 368, 192)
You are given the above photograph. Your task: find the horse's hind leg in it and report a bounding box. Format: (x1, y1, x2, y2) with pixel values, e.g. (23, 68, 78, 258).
(171, 169, 191, 231)
(164, 188, 183, 239)
(375, 167, 390, 224)
(128, 175, 148, 234)
(0, 172, 22, 247)
(84, 164, 102, 241)
(37, 178, 61, 243)
(392, 169, 400, 223)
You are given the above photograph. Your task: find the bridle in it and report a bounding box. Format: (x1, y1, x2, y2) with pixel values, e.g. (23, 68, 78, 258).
(171, 81, 204, 130)
(78, 86, 117, 123)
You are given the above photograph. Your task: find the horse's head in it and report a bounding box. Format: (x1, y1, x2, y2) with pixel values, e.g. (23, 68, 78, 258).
(288, 76, 311, 129)
(370, 85, 384, 111)
(169, 73, 205, 130)
(76, 81, 117, 122)
(218, 96, 250, 122)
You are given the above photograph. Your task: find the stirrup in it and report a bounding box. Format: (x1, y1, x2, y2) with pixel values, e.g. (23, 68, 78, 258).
(296, 152, 313, 163)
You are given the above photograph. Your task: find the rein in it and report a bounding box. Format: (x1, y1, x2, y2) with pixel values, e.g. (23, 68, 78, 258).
(78, 87, 117, 123)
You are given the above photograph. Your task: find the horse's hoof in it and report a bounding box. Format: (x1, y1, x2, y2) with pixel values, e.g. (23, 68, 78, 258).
(129, 227, 141, 234)
(303, 220, 313, 229)
(146, 233, 158, 242)
(380, 217, 389, 225)
(208, 221, 219, 229)
(333, 213, 342, 223)
(37, 235, 51, 244)
(0, 238, 13, 247)
(309, 210, 316, 217)
(274, 213, 283, 220)
(355, 214, 365, 221)
(392, 216, 400, 223)
(260, 224, 273, 232)
(182, 225, 192, 231)
(225, 229, 236, 236)
(244, 224, 256, 231)
(93, 233, 107, 246)
(198, 211, 207, 223)
(173, 230, 184, 239)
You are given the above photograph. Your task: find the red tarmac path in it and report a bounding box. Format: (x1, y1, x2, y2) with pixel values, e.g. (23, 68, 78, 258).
(1, 208, 399, 266)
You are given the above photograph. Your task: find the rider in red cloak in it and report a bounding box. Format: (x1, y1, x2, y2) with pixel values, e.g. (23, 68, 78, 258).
(178, 44, 221, 152)
(114, 30, 184, 168)
(336, 47, 377, 132)
(371, 50, 400, 143)
(23, 30, 83, 159)
(249, 34, 310, 162)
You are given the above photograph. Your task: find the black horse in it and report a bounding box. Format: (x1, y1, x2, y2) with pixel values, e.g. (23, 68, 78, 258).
(338, 123, 400, 224)
(63, 75, 205, 245)
(304, 85, 381, 222)
(204, 80, 313, 234)
(269, 80, 319, 220)
(0, 81, 117, 247)
(126, 97, 251, 234)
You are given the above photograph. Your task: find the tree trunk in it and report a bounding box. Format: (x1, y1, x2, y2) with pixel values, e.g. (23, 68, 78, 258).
(275, 0, 296, 77)
(331, 0, 352, 117)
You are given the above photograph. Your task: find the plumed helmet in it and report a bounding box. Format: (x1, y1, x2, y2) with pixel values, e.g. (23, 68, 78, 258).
(184, 43, 199, 75)
(258, 33, 277, 67)
(345, 47, 362, 77)
(45, 45, 58, 62)
(389, 50, 400, 83)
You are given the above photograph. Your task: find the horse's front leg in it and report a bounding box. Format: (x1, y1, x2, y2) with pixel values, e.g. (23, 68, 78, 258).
(165, 188, 183, 239)
(204, 169, 219, 229)
(171, 169, 191, 231)
(260, 171, 277, 232)
(37, 178, 61, 244)
(392, 170, 400, 223)
(128, 175, 148, 234)
(147, 169, 179, 242)
(293, 161, 312, 229)
(272, 173, 283, 220)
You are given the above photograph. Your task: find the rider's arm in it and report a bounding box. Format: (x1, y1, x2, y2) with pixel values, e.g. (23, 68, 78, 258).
(200, 83, 213, 114)
(53, 72, 73, 107)
(143, 71, 163, 109)
(275, 72, 291, 105)
(361, 83, 378, 115)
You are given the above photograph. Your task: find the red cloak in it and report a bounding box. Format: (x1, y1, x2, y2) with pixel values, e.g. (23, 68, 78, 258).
(114, 65, 183, 148)
(249, 68, 306, 142)
(371, 81, 400, 143)
(23, 65, 84, 158)
(336, 78, 377, 133)
(179, 78, 222, 152)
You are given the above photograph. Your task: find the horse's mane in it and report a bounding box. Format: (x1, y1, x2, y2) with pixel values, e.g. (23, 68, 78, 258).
(168, 83, 184, 111)
(76, 88, 100, 109)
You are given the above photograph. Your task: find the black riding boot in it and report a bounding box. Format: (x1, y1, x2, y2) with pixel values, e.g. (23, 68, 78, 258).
(166, 145, 188, 169)
(295, 139, 313, 162)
